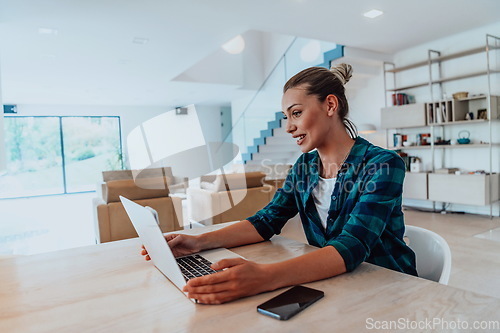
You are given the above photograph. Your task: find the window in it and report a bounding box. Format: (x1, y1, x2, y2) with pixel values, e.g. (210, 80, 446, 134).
(0, 116, 123, 199)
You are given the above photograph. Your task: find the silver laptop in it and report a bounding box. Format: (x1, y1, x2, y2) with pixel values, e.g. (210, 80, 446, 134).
(120, 196, 243, 302)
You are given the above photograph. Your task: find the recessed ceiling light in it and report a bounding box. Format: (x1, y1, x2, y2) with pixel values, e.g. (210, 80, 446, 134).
(133, 37, 149, 45)
(363, 9, 384, 18)
(38, 27, 58, 35)
(222, 35, 245, 55)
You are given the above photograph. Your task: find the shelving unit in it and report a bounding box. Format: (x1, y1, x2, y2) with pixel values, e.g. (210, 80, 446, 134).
(384, 71, 500, 92)
(426, 95, 500, 125)
(384, 46, 497, 73)
(388, 143, 500, 151)
(381, 34, 500, 217)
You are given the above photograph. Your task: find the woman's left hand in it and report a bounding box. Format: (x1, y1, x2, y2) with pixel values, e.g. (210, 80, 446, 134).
(182, 258, 273, 304)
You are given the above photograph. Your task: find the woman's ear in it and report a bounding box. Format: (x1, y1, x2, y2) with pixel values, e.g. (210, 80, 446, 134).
(326, 94, 339, 116)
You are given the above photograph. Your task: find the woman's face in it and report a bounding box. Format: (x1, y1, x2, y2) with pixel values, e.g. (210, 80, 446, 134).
(281, 85, 338, 153)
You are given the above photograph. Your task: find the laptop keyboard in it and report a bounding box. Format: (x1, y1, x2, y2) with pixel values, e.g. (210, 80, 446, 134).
(176, 254, 217, 281)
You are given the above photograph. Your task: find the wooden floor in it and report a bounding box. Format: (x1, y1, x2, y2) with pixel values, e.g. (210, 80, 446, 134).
(404, 209, 500, 299)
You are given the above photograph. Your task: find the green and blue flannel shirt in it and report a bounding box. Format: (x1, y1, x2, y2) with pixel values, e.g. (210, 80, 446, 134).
(247, 136, 417, 275)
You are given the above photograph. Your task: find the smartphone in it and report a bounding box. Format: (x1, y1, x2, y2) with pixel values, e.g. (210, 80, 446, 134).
(257, 285, 324, 320)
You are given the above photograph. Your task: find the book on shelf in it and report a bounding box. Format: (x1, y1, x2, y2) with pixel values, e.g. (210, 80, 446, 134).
(392, 93, 415, 106)
(441, 104, 447, 122)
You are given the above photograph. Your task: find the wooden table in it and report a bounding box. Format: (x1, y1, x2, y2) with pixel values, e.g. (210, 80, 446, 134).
(1, 224, 499, 332)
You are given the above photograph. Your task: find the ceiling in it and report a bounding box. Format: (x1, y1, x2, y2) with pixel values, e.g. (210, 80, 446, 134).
(0, 0, 499, 107)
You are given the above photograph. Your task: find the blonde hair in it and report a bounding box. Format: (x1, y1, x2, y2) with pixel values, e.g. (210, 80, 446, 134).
(330, 63, 353, 86)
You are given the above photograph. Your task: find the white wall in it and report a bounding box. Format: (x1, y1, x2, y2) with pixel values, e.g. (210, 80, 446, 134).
(348, 21, 500, 215)
(241, 31, 266, 90)
(0, 57, 5, 175)
(195, 104, 223, 143)
(174, 48, 244, 86)
(261, 33, 295, 78)
(347, 69, 387, 147)
(173, 30, 267, 90)
(0, 109, 5, 175)
(230, 32, 294, 157)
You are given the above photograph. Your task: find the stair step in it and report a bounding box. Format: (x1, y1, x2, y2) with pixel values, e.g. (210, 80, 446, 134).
(247, 145, 258, 154)
(330, 60, 380, 78)
(251, 151, 294, 160)
(267, 119, 281, 130)
(254, 137, 266, 146)
(271, 127, 290, 137)
(241, 153, 253, 162)
(247, 158, 291, 165)
(341, 46, 392, 65)
(258, 144, 297, 153)
(260, 128, 273, 138)
(275, 112, 284, 121)
(265, 136, 295, 145)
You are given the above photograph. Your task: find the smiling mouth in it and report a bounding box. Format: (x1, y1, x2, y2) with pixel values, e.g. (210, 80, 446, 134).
(296, 134, 306, 145)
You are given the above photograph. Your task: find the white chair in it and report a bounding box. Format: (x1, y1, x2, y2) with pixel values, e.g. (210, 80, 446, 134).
(404, 225, 452, 285)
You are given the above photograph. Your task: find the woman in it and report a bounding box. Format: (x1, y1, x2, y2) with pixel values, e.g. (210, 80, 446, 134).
(142, 64, 417, 304)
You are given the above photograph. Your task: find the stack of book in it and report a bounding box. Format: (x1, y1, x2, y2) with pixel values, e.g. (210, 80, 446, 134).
(392, 93, 415, 105)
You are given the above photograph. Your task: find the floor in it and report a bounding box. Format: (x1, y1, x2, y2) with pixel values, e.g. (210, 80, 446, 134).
(0, 192, 191, 256)
(403, 209, 500, 299)
(0, 192, 96, 255)
(1, 194, 499, 299)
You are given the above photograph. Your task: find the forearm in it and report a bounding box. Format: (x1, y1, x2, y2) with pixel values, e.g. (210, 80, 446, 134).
(198, 220, 265, 250)
(266, 246, 347, 291)
(183, 241, 347, 304)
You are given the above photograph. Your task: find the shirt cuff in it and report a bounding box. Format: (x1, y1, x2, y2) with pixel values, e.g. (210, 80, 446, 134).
(246, 214, 275, 241)
(326, 235, 368, 272)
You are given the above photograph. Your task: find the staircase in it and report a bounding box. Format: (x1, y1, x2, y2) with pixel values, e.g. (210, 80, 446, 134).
(241, 45, 390, 165)
(241, 112, 299, 165)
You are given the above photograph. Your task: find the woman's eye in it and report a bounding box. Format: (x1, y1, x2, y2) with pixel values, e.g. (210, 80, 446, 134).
(282, 115, 288, 120)
(292, 111, 302, 117)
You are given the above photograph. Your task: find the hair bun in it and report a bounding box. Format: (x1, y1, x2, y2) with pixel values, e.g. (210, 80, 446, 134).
(330, 63, 353, 85)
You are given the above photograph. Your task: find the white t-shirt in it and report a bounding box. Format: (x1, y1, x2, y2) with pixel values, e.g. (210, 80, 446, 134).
(312, 176, 337, 230)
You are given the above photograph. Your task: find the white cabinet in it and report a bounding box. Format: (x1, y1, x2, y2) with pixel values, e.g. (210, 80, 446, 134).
(381, 103, 427, 129)
(428, 173, 499, 206)
(0, 113, 5, 175)
(403, 172, 428, 200)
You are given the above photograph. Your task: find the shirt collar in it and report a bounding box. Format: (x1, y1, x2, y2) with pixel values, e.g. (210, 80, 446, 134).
(303, 136, 370, 202)
(310, 136, 370, 171)
(344, 136, 370, 167)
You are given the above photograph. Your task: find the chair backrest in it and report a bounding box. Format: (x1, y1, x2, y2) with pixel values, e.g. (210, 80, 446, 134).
(102, 167, 174, 182)
(232, 164, 292, 180)
(200, 172, 266, 192)
(103, 177, 170, 203)
(94, 173, 182, 243)
(404, 225, 452, 285)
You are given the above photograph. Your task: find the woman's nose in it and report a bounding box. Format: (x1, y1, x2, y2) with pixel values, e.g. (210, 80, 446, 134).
(286, 119, 296, 133)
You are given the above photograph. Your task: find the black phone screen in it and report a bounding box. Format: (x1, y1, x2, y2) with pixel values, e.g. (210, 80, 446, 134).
(257, 285, 324, 320)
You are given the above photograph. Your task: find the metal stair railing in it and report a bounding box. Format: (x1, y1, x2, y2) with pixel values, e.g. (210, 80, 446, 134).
(222, 38, 343, 164)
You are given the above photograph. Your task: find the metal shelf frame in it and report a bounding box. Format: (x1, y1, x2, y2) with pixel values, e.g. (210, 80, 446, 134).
(382, 34, 500, 218)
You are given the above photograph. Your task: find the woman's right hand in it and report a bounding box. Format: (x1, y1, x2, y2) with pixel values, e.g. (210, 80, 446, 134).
(140, 233, 202, 261)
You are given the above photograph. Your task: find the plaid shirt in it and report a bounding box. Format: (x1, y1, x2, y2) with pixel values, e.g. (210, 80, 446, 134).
(247, 137, 417, 276)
